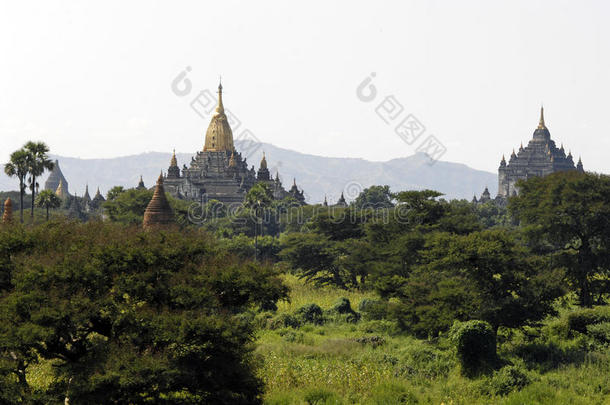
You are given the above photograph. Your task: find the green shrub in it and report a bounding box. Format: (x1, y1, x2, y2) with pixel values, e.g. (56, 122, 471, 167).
(303, 387, 342, 404)
(333, 297, 353, 314)
(268, 313, 301, 329)
(368, 382, 418, 404)
(449, 320, 497, 376)
(359, 299, 388, 321)
(586, 322, 610, 344)
(327, 297, 361, 323)
(393, 344, 454, 379)
(254, 311, 274, 329)
(296, 303, 325, 325)
(566, 306, 610, 335)
(280, 330, 306, 343)
(358, 298, 379, 312)
(353, 335, 386, 348)
(513, 339, 585, 372)
(489, 365, 531, 396)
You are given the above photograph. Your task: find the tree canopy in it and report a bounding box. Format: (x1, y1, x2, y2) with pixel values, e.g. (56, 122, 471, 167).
(0, 220, 288, 404)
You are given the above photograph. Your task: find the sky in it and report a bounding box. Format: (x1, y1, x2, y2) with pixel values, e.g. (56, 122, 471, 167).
(1, 0, 609, 173)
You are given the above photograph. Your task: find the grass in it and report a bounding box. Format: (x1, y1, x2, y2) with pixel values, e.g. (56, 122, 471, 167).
(276, 274, 376, 314)
(22, 273, 610, 404)
(258, 274, 610, 404)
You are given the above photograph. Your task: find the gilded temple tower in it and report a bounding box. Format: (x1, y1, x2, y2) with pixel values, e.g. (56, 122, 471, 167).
(163, 81, 306, 206)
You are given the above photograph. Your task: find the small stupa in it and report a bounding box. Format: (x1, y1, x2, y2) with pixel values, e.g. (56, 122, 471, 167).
(143, 173, 174, 229)
(2, 198, 13, 223)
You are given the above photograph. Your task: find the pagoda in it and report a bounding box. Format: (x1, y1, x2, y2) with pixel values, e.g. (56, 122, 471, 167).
(2, 198, 13, 223)
(164, 82, 305, 206)
(143, 173, 174, 229)
(496, 107, 583, 198)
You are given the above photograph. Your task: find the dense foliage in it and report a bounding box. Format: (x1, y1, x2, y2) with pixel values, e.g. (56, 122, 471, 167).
(0, 221, 288, 404)
(510, 171, 610, 307)
(2, 162, 609, 402)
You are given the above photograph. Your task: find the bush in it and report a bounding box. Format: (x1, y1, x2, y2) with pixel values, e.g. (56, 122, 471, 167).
(333, 297, 353, 314)
(303, 388, 342, 405)
(586, 322, 610, 344)
(513, 340, 585, 372)
(449, 320, 497, 376)
(280, 330, 306, 344)
(296, 303, 325, 325)
(566, 306, 610, 334)
(328, 297, 361, 323)
(359, 299, 390, 321)
(489, 365, 531, 396)
(393, 344, 454, 379)
(254, 311, 275, 329)
(368, 382, 418, 404)
(268, 313, 301, 329)
(353, 335, 386, 348)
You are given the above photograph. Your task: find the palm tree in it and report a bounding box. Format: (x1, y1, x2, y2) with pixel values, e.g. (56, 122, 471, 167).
(25, 142, 54, 219)
(244, 183, 273, 260)
(35, 189, 62, 221)
(4, 149, 29, 223)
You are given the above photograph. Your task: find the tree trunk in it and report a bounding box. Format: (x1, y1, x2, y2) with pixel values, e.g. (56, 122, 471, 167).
(46, 206, 50, 221)
(19, 179, 24, 224)
(31, 175, 36, 219)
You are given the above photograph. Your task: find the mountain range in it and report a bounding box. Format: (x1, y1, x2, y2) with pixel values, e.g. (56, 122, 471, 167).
(0, 141, 497, 204)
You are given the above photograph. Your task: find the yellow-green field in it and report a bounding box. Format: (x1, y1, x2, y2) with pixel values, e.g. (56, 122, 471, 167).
(257, 275, 610, 404)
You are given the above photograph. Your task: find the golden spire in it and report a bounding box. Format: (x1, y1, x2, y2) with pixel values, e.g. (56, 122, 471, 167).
(203, 80, 234, 152)
(170, 149, 177, 167)
(537, 105, 547, 129)
(216, 81, 224, 114)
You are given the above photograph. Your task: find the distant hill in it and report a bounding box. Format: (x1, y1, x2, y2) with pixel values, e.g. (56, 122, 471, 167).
(0, 142, 497, 203)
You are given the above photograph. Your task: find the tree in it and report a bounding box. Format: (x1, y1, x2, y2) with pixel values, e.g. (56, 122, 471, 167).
(4, 149, 29, 223)
(35, 190, 62, 221)
(279, 233, 366, 288)
(394, 230, 564, 337)
(244, 183, 274, 260)
(0, 221, 288, 403)
(280, 232, 343, 286)
(103, 188, 153, 224)
(24, 141, 54, 220)
(509, 171, 610, 307)
(307, 207, 366, 241)
(352, 185, 394, 210)
(106, 186, 125, 201)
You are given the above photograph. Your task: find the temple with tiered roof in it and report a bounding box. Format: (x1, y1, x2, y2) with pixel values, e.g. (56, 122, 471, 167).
(164, 82, 306, 206)
(476, 107, 583, 203)
(45, 160, 69, 196)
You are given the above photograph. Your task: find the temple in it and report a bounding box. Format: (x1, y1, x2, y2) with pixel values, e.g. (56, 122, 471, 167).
(45, 160, 69, 195)
(476, 107, 583, 203)
(143, 173, 174, 229)
(164, 82, 306, 206)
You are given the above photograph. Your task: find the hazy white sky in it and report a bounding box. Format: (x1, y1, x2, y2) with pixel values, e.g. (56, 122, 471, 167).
(1, 0, 609, 173)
